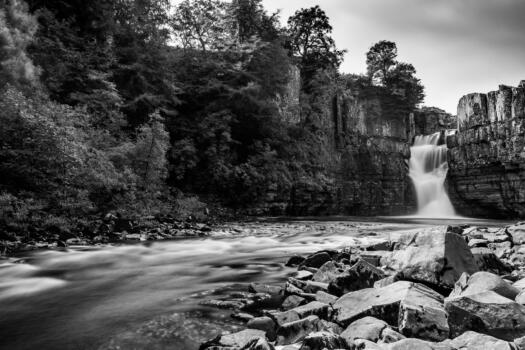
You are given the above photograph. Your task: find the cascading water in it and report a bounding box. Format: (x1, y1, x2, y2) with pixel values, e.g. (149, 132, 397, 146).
(409, 131, 456, 218)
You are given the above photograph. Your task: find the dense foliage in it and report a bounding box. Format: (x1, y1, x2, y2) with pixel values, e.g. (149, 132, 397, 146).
(0, 0, 426, 235)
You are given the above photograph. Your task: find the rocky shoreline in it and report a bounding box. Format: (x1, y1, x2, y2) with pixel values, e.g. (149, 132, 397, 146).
(196, 222, 525, 350)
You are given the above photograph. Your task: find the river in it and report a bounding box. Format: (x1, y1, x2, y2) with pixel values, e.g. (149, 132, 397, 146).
(0, 217, 509, 350)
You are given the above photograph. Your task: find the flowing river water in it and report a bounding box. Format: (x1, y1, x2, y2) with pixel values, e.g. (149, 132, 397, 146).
(0, 217, 510, 350)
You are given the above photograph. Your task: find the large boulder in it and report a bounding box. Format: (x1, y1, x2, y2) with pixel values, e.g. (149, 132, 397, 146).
(333, 281, 448, 341)
(275, 315, 322, 345)
(341, 316, 403, 344)
(449, 272, 520, 300)
(384, 226, 478, 291)
(445, 290, 525, 340)
(384, 338, 454, 350)
(300, 331, 348, 350)
(471, 247, 512, 275)
(443, 331, 518, 350)
(508, 223, 525, 245)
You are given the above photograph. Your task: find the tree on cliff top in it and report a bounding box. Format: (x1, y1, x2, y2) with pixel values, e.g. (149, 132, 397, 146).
(366, 40, 425, 108)
(286, 5, 346, 88)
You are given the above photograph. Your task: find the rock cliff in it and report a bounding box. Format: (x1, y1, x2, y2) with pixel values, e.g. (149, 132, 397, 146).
(447, 81, 525, 218)
(412, 107, 457, 136)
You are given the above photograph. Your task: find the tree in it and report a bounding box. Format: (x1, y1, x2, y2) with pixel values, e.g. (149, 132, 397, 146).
(366, 40, 397, 86)
(286, 5, 345, 85)
(366, 40, 424, 107)
(171, 0, 231, 52)
(0, 0, 39, 90)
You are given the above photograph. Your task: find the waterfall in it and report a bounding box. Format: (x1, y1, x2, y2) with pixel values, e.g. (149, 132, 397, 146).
(409, 132, 456, 218)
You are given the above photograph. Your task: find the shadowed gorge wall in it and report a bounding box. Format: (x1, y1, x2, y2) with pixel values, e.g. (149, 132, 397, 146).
(447, 81, 525, 218)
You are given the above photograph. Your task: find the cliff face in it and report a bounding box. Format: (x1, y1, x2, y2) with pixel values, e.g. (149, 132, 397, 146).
(413, 107, 457, 136)
(285, 91, 416, 216)
(447, 81, 525, 218)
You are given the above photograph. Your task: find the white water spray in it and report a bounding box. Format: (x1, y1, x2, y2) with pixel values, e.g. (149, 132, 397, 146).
(409, 132, 456, 218)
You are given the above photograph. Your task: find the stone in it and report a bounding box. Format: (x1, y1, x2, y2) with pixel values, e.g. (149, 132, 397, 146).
(374, 274, 401, 288)
(327, 259, 386, 296)
(385, 338, 453, 350)
(301, 252, 332, 269)
(249, 283, 283, 296)
(300, 331, 348, 350)
(332, 281, 447, 331)
(291, 301, 330, 320)
(449, 272, 520, 300)
(444, 331, 518, 350)
(315, 291, 338, 305)
(288, 278, 328, 294)
(286, 255, 305, 267)
(508, 223, 525, 245)
(275, 315, 322, 345)
(515, 278, 525, 291)
(380, 328, 406, 344)
(201, 329, 267, 349)
(247, 317, 276, 341)
(471, 247, 512, 275)
(295, 270, 313, 281)
(312, 261, 347, 283)
(243, 337, 275, 350)
(516, 291, 525, 305)
(445, 290, 525, 340)
(384, 227, 478, 291)
(267, 310, 300, 328)
(341, 316, 389, 343)
(282, 295, 306, 310)
(468, 238, 489, 248)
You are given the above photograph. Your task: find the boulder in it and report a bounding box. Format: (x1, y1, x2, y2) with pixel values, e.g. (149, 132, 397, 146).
(445, 290, 525, 340)
(328, 259, 386, 296)
(385, 338, 453, 350)
(449, 272, 520, 300)
(516, 291, 525, 305)
(444, 331, 518, 350)
(275, 315, 322, 345)
(282, 295, 306, 310)
(286, 255, 305, 267)
(315, 291, 338, 305)
(300, 331, 348, 350)
(374, 274, 401, 288)
(333, 281, 448, 337)
(471, 247, 512, 275)
(295, 270, 313, 281)
(384, 226, 478, 291)
(243, 337, 275, 350)
(312, 261, 347, 283)
(516, 278, 525, 291)
(267, 310, 300, 328)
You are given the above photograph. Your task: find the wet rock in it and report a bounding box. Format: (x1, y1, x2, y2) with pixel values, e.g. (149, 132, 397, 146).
(300, 252, 332, 269)
(444, 331, 518, 350)
(384, 227, 478, 291)
(286, 255, 305, 267)
(200, 329, 267, 349)
(288, 278, 328, 294)
(247, 317, 276, 341)
(374, 274, 401, 288)
(267, 310, 300, 328)
(445, 290, 525, 340)
(449, 272, 520, 300)
(275, 315, 322, 345)
(471, 247, 512, 275)
(295, 270, 313, 281)
(300, 331, 348, 350)
(327, 259, 386, 296)
(231, 313, 255, 322)
(333, 281, 447, 331)
(249, 283, 283, 297)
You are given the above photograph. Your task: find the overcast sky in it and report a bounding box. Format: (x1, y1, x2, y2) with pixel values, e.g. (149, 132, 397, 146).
(262, 0, 525, 113)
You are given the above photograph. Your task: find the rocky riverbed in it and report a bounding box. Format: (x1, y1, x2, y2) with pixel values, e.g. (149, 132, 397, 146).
(196, 222, 525, 350)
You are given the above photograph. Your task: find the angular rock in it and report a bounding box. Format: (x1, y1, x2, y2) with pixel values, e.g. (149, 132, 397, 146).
(291, 301, 330, 320)
(471, 247, 512, 275)
(333, 281, 447, 333)
(374, 274, 401, 288)
(384, 227, 478, 291)
(327, 259, 386, 296)
(312, 261, 347, 283)
(445, 290, 525, 340)
(508, 223, 525, 245)
(282, 295, 306, 310)
(200, 329, 267, 349)
(286, 255, 305, 267)
(301, 252, 332, 269)
(267, 310, 300, 328)
(444, 331, 518, 350)
(295, 270, 313, 281)
(300, 331, 348, 350)
(275, 315, 322, 345)
(341, 316, 389, 343)
(449, 271, 520, 300)
(385, 338, 453, 350)
(247, 316, 276, 341)
(243, 337, 275, 350)
(315, 291, 337, 305)
(515, 278, 525, 291)
(380, 328, 406, 344)
(516, 291, 525, 305)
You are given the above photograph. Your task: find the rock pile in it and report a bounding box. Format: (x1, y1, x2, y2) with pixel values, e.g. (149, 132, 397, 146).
(198, 224, 525, 349)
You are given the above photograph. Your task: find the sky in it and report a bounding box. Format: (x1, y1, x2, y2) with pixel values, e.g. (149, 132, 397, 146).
(262, 0, 525, 113)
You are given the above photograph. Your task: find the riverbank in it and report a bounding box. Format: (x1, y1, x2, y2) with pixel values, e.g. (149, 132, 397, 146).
(195, 222, 525, 350)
